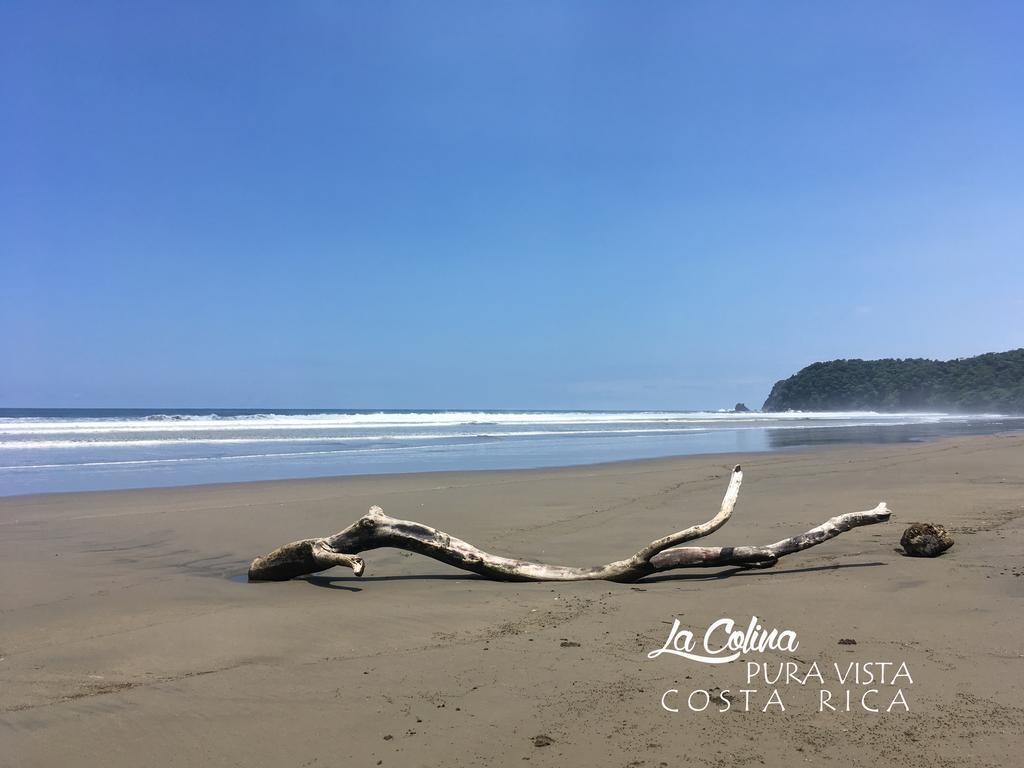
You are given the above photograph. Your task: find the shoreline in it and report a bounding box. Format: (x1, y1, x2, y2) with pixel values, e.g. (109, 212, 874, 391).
(2, 433, 1022, 766)
(5, 426, 1024, 503)
(5, 410, 1024, 498)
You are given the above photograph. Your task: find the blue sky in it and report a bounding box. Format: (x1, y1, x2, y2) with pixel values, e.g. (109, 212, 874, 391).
(2, 1, 1022, 409)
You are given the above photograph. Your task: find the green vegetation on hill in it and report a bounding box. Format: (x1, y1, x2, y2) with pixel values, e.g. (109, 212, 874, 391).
(762, 349, 1024, 413)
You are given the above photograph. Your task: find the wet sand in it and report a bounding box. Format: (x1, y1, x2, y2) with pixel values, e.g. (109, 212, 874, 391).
(2, 434, 1022, 767)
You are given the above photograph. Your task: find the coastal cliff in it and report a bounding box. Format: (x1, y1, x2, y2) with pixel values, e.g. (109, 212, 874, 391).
(762, 349, 1024, 413)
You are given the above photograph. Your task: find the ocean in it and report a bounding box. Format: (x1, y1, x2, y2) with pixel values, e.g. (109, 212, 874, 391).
(1, 408, 1021, 496)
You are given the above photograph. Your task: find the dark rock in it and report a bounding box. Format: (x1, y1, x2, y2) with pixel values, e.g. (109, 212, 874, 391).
(733, 402, 751, 413)
(900, 523, 954, 557)
(532, 735, 553, 747)
(559, 640, 581, 648)
(838, 638, 857, 645)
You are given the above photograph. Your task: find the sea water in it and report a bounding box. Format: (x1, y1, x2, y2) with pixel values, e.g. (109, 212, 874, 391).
(1, 408, 1021, 496)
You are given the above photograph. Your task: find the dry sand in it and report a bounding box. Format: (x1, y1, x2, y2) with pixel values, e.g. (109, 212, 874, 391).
(2, 434, 1023, 767)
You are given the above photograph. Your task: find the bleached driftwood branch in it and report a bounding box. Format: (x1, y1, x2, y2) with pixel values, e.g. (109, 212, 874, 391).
(248, 466, 891, 583)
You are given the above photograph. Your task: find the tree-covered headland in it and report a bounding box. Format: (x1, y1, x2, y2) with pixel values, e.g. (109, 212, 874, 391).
(762, 349, 1024, 413)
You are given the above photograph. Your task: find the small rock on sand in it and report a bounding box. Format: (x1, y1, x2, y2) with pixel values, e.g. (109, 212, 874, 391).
(900, 523, 955, 557)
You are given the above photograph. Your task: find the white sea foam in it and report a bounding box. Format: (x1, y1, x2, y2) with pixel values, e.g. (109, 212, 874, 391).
(1, 409, 1020, 495)
(0, 409, 985, 437)
(0, 427, 709, 449)
(0, 443, 437, 471)
(0, 411, 995, 452)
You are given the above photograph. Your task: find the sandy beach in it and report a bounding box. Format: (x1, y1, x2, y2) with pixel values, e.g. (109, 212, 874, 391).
(2, 433, 1022, 767)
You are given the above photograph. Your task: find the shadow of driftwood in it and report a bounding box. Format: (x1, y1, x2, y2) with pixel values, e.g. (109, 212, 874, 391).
(639, 560, 886, 582)
(300, 573, 489, 590)
(299, 576, 363, 591)
(273, 561, 886, 588)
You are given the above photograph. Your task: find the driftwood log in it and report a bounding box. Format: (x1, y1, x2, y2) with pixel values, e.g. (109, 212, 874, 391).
(249, 466, 891, 582)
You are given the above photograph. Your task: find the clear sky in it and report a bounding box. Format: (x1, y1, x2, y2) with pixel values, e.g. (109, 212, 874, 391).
(2, 1, 1022, 410)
